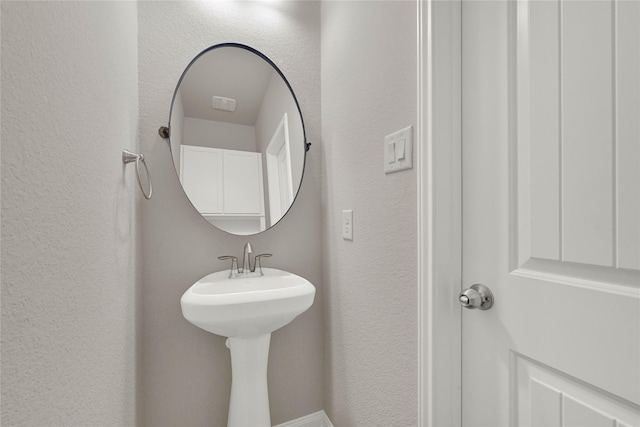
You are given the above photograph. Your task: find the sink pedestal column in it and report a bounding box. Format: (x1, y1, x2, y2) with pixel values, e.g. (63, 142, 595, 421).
(227, 333, 271, 427)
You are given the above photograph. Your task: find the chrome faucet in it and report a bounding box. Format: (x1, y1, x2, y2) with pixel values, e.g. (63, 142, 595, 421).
(218, 243, 272, 278)
(242, 242, 253, 274)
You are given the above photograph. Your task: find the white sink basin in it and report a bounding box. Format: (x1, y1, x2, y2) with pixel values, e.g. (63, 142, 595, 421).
(181, 267, 316, 427)
(180, 268, 316, 337)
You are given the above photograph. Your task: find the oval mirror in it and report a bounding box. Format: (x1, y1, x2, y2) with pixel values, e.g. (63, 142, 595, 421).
(167, 43, 308, 235)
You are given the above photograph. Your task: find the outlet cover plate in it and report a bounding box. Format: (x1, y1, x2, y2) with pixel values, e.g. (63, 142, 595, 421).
(342, 210, 353, 241)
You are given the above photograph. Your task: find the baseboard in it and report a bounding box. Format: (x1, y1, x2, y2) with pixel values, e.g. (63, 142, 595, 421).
(274, 410, 334, 427)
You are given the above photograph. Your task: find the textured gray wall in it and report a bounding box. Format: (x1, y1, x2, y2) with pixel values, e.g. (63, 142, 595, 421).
(321, 1, 418, 425)
(1, 2, 419, 425)
(1, 1, 140, 425)
(137, 2, 323, 426)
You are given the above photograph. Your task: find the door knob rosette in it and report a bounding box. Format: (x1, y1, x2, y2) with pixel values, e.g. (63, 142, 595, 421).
(459, 284, 494, 310)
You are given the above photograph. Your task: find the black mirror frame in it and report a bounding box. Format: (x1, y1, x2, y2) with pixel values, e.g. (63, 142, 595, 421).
(160, 42, 310, 236)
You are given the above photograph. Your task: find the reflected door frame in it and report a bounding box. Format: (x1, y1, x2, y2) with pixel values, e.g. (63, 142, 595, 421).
(265, 113, 294, 227)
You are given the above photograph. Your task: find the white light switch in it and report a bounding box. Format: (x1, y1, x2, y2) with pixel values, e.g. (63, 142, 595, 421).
(396, 138, 406, 160)
(384, 126, 413, 174)
(387, 142, 396, 164)
(342, 210, 353, 241)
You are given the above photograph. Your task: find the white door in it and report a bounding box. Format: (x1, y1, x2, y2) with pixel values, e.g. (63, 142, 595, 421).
(266, 113, 294, 226)
(462, 1, 640, 426)
(276, 145, 292, 214)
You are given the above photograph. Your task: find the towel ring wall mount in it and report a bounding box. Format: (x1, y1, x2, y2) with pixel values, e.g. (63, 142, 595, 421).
(122, 149, 153, 200)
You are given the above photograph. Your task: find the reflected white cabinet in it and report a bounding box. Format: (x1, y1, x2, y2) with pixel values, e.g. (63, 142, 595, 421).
(180, 145, 224, 213)
(180, 145, 265, 232)
(222, 150, 264, 214)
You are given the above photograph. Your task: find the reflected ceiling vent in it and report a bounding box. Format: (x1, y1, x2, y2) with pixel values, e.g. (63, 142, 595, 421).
(212, 95, 237, 112)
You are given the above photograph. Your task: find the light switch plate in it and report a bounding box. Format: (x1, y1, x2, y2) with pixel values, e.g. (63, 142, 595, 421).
(342, 210, 353, 241)
(384, 126, 413, 174)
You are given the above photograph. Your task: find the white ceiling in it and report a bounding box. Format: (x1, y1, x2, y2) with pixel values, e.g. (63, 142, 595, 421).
(178, 46, 275, 126)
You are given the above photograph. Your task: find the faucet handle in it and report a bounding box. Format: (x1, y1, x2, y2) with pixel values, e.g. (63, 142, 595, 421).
(253, 254, 272, 275)
(218, 256, 239, 278)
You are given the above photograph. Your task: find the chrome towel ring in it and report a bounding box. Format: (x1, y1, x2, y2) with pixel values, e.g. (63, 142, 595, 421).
(122, 149, 152, 200)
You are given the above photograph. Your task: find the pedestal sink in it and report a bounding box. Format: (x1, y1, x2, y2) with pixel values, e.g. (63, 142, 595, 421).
(180, 268, 315, 427)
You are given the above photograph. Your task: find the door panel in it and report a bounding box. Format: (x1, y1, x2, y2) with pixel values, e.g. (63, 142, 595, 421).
(616, 0, 640, 270)
(462, 1, 640, 426)
(516, 354, 639, 427)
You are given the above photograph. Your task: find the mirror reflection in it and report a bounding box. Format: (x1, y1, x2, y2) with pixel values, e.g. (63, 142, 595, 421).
(169, 44, 306, 235)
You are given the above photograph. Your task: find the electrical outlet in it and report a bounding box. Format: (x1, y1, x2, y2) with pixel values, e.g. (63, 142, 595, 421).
(342, 210, 353, 241)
